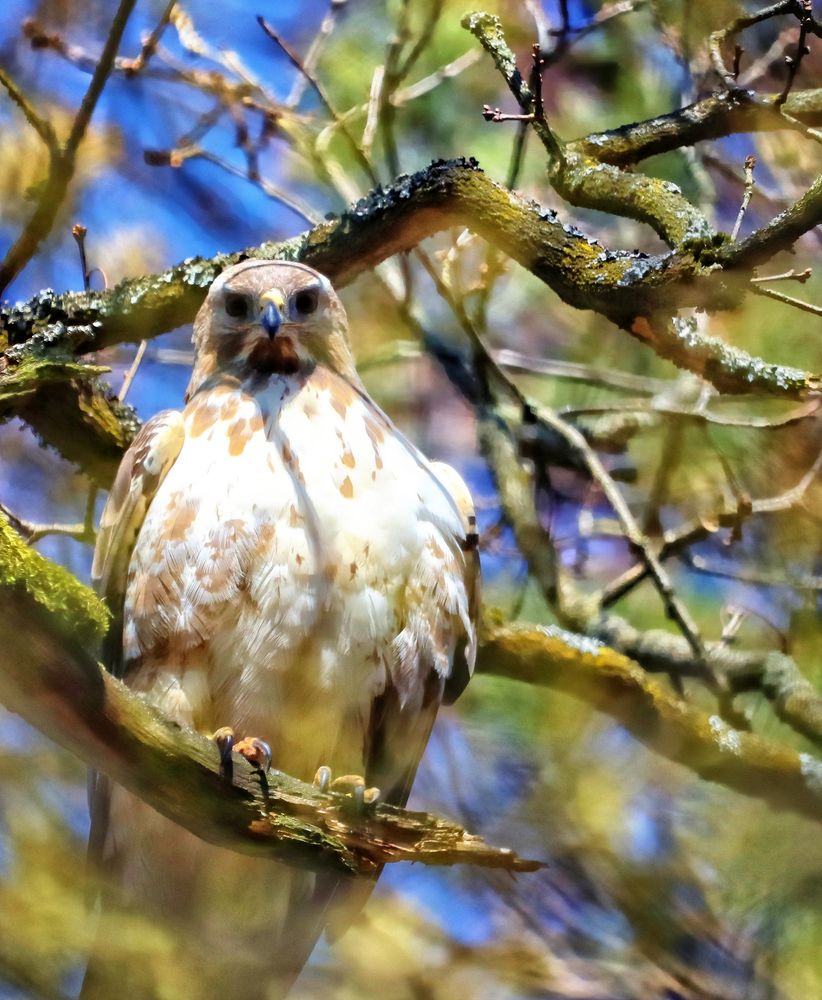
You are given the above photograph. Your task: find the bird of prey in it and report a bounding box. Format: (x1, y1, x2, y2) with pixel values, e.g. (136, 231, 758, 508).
(84, 259, 479, 999)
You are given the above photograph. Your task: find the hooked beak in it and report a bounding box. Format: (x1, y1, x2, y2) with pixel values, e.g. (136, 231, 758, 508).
(259, 289, 285, 338)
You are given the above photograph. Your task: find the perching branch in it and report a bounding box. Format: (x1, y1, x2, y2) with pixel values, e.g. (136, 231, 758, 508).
(3, 512, 822, 832)
(0, 513, 539, 877)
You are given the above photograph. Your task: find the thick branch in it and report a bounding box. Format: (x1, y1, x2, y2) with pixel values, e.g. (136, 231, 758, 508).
(0, 514, 537, 875)
(3, 513, 821, 836)
(0, 339, 139, 484)
(2, 161, 818, 415)
(571, 89, 822, 166)
(479, 622, 822, 824)
(462, 10, 713, 247)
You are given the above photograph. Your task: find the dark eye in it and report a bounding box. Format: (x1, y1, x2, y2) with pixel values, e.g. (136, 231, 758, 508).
(293, 288, 319, 316)
(225, 292, 250, 319)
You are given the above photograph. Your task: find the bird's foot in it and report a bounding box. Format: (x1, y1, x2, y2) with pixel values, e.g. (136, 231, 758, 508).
(313, 766, 380, 812)
(212, 727, 272, 779)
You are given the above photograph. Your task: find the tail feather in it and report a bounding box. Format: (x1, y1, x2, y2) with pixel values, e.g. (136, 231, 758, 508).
(82, 787, 343, 1000)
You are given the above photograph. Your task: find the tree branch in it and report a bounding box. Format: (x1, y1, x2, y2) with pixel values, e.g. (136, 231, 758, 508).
(3, 511, 822, 842)
(2, 160, 818, 425)
(570, 89, 822, 166)
(0, 512, 538, 876)
(479, 622, 822, 824)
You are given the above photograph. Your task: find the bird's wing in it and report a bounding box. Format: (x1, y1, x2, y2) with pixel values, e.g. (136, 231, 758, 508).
(92, 409, 185, 679)
(323, 459, 479, 941)
(359, 453, 479, 807)
(429, 460, 480, 706)
(88, 409, 184, 872)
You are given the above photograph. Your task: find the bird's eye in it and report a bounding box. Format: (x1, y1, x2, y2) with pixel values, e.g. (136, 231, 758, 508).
(293, 288, 320, 316)
(225, 292, 250, 319)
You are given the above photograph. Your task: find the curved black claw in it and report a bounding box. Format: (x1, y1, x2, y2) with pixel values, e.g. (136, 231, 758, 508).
(212, 726, 236, 779)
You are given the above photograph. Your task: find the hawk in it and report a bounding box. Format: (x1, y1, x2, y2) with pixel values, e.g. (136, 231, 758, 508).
(84, 260, 479, 998)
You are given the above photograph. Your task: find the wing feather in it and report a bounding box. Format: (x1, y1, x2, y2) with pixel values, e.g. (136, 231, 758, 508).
(429, 461, 480, 705)
(92, 409, 185, 678)
(322, 461, 480, 941)
(87, 409, 184, 879)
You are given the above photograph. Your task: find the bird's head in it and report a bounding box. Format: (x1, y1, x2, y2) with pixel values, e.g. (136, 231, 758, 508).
(187, 260, 358, 398)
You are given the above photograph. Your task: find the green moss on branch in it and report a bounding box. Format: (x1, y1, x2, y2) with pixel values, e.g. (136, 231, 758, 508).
(0, 555, 538, 875)
(479, 622, 822, 824)
(0, 511, 109, 645)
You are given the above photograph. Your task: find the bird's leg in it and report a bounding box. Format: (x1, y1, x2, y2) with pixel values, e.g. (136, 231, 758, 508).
(212, 727, 272, 781)
(313, 767, 380, 812)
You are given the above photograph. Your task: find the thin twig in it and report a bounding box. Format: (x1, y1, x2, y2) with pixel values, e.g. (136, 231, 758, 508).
(393, 49, 481, 104)
(777, 0, 814, 105)
(362, 64, 385, 156)
(257, 16, 380, 186)
(0, 502, 94, 546)
(750, 267, 812, 283)
(710, 0, 803, 89)
(601, 448, 822, 606)
(533, 403, 708, 663)
(118, 340, 147, 402)
(71, 223, 91, 292)
(0, 66, 58, 151)
(752, 283, 822, 317)
(494, 350, 670, 394)
(121, 0, 177, 76)
(731, 154, 756, 241)
(185, 149, 321, 224)
(286, 0, 348, 108)
(482, 105, 534, 123)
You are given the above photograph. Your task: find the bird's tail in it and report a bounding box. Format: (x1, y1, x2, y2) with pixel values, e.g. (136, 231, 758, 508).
(81, 788, 349, 1000)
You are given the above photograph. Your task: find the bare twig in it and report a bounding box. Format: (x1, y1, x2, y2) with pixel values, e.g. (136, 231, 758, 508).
(777, 0, 814, 105)
(601, 448, 822, 606)
(0, 501, 94, 546)
(162, 147, 321, 224)
(0, 66, 58, 151)
(393, 49, 481, 104)
(463, 12, 565, 164)
(118, 340, 147, 402)
(752, 283, 822, 317)
(257, 16, 380, 186)
(531, 403, 708, 664)
(71, 223, 91, 292)
(286, 0, 349, 108)
(751, 267, 812, 283)
(731, 154, 757, 241)
(494, 350, 671, 395)
(121, 0, 177, 76)
(708, 0, 818, 90)
(482, 105, 534, 123)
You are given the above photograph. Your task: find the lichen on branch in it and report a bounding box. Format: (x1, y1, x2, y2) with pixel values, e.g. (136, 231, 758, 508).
(0, 523, 537, 875)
